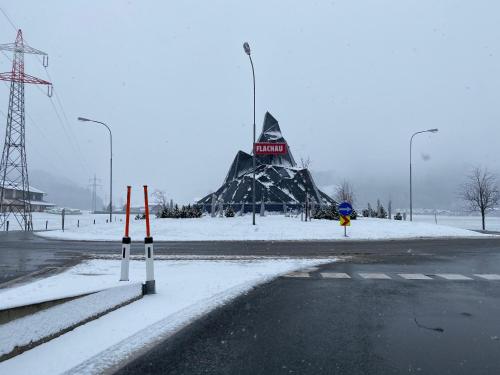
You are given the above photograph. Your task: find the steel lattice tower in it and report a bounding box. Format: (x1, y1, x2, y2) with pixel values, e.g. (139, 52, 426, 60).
(0, 30, 52, 231)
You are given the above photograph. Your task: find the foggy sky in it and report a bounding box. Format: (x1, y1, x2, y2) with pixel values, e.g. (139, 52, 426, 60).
(0, 1, 499, 209)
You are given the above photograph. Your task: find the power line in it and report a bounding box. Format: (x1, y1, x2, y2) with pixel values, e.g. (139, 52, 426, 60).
(0, 72, 90, 177)
(0, 10, 92, 177)
(0, 105, 67, 176)
(0, 7, 17, 31)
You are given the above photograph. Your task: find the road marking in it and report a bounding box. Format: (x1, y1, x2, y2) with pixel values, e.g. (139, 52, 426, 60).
(435, 274, 472, 280)
(283, 272, 500, 281)
(301, 267, 319, 272)
(358, 273, 391, 280)
(474, 274, 500, 280)
(284, 272, 310, 278)
(398, 273, 433, 280)
(320, 272, 351, 279)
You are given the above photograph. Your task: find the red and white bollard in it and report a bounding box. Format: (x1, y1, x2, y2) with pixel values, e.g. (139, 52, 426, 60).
(143, 185, 155, 294)
(120, 186, 132, 281)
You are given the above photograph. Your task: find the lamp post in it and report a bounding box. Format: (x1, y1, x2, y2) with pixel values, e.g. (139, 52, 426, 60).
(409, 128, 438, 221)
(78, 117, 113, 223)
(243, 42, 256, 226)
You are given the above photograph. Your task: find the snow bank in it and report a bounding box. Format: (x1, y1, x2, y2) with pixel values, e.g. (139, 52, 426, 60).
(35, 215, 488, 242)
(0, 257, 332, 374)
(0, 283, 142, 360)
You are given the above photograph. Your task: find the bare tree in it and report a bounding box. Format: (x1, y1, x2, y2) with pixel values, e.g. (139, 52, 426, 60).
(300, 156, 311, 169)
(151, 189, 168, 214)
(335, 180, 355, 206)
(460, 167, 499, 230)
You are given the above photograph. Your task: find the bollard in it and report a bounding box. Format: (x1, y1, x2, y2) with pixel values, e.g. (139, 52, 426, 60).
(93, 219, 95, 225)
(6, 220, 9, 232)
(45, 220, 48, 230)
(77, 219, 79, 228)
(120, 186, 132, 281)
(62, 208, 65, 232)
(143, 185, 155, 294)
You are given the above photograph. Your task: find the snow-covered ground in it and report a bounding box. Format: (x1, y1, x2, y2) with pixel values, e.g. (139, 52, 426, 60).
(0, 257, 332, 375)
(29, 212, 126, 231)
(0, 283, 143, 360)
(35, 214, 488, 241)
(412, 214, 500, 232)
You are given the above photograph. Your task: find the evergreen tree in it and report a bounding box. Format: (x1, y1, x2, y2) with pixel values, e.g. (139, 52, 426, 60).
(225, 205, 235, 217)
(377, 204, 388, 219)
(312, 204, 339, 220)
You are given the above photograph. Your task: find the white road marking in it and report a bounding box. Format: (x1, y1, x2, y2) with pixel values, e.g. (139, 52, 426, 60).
(398, 273, 433, 280)
(358, 273, 392, 280)
(320, 272, 351, 279)
(284, 272, 500, 281)
(435, 274, 472, 280)
(301, 267, 319, 272)
(284, 272, 311, 278)
(474, 274, 500, 280)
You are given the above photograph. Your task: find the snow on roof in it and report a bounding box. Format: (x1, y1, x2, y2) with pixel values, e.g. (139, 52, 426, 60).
(0, 182, 45, 194)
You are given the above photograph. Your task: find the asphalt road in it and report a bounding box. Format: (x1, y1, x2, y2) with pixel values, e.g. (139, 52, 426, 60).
(1, 231, 500, 373)
(116, 244, 500, 375)
(2, 231, 500, 285)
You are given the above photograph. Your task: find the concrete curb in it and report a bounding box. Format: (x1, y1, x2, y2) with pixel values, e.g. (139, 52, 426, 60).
(0, 283, 143, 362)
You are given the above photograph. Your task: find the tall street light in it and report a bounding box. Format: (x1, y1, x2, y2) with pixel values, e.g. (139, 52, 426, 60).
(78, 117, 113, 223)
(243, 42, 256, 226)
(410, 128, 438, 221)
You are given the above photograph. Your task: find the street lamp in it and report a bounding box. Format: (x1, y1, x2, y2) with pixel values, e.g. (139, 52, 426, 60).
(243, 42, 256, 226)
(78, 116, 113, 223)
(409, 128, 438, 221)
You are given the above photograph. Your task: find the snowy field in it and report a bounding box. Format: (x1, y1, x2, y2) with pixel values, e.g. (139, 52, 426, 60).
(34, 214, 489, 241)
(412, 214, 500, 232)
(29, 212, 126, 231)
(0, 257, 331, 374)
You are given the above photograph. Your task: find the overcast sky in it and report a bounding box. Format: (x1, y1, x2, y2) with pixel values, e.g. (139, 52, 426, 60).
(0, 1, 499, 209)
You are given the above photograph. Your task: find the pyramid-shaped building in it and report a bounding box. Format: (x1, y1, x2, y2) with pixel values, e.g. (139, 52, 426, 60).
(198, 112, 335, 211)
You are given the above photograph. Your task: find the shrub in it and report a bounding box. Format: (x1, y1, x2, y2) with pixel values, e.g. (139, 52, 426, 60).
(312, 204, 339, 220)
(158, 204, 203, 219)
(225, 206, 235, 217)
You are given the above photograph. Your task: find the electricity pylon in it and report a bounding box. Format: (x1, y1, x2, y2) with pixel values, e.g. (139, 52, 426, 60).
(0, 30, 52, 231)
(88, 175, 102, 213)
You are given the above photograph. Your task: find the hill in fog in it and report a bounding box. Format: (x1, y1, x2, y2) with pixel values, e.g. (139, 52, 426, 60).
(29, 170, 103, 210)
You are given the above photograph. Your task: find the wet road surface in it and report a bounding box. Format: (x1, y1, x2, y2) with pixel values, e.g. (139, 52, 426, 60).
(2, 231, 500, 285)
(116, 249, 500, 375)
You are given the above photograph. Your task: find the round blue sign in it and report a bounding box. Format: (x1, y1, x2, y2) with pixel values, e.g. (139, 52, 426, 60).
(338, 201, 353, 216)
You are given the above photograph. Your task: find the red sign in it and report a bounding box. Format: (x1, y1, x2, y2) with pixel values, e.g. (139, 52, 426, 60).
(254, 142, 287, 155)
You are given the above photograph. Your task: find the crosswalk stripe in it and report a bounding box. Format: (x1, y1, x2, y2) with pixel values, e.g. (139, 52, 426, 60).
(284, 272, 311, 278)
(435, 274, 472, 280)
(358, 273, 391, 280)
(320, 272, 351, 279)
(398, 273, 433, 280)
(301, 267, 319, 272)
(474, 274, 500, 280)
(283, 271, 500, 281)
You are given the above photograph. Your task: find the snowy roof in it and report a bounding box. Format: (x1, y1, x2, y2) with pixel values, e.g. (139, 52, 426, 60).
(28, 200, 55, 206)
(0, 182, 45, 194)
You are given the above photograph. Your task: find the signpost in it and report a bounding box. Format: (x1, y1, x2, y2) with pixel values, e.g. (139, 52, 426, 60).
(338, 201, 353, 237)
(254, 142, 287, 155)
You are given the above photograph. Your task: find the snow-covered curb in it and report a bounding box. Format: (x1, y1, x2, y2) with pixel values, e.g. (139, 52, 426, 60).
(34, 216, 489, 242)
(0, 258, 333, 375)
(64, 277, 284, 374)
(0, 283, 142, 361)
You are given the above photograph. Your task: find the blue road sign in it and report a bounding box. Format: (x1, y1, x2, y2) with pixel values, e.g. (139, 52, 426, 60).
(338, 201, 353, 216)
